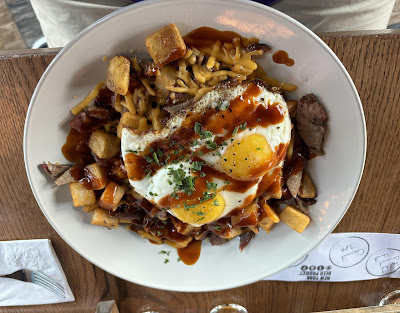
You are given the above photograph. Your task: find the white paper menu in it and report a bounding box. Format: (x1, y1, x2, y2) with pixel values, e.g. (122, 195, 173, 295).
(264, 233, 400, 282)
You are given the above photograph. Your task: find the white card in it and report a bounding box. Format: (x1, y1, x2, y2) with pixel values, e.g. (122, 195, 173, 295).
(265, 233, 400, 282)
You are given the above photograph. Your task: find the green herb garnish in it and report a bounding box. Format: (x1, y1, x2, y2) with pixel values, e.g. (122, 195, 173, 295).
(168, 168, 196, 196)
(206, 141, 218, 150)
(191, 161, 205, 172)
(194, 122, 212, 139)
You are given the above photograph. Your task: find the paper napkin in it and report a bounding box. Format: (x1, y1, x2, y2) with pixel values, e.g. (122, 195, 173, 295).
(0, 239, 75, 306)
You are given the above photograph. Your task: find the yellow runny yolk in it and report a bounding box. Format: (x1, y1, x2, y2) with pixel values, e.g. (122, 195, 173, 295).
(221, 134, 273, 180)
(169, 194, 225, 226)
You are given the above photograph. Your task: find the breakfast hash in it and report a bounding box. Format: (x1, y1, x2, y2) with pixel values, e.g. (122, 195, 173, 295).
(42, 24, 328, 265)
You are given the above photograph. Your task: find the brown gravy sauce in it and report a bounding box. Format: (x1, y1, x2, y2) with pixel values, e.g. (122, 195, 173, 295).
(70, 164, 105, 190)
(62, 128, 93, 164)
(177, 240, 202, 265)
(272, 50, 294, 66)
(184, 26, 255, 50)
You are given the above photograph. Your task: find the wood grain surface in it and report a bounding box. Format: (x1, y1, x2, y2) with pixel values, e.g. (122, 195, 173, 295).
(0, 32, 399, 313)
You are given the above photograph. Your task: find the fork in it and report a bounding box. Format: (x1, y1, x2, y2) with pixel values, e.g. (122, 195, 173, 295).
(0, 269, 65, 298)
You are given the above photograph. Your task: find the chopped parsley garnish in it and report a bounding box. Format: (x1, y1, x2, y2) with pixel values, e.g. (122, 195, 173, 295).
(177, 257, 181, 262)
(223, 180, 231, 190)
(257, 118, 261, 122)
(144, 156, 154, 163)
(213, 199, 220, 206)
(156, 149, 164, 157)
(256, 147, 261, 150)
(222, 103, 230, 111)
(125, 149, 138, 154)
(200, 172, 206, 177)
(194, 211, 205, 216)
(191, 161, 205, 172)
(159, 250, 168, 254)
(194, 122, 212, 139)
(240, 122, 247, 130)
(164, 259, 169, 264)
(214, 225, 222, 231)
(183, 202, 193, 211)
(156, 231, 163, 236)
(216, 100, 230, 111)
(206, 181, 218, 193)
(191, 139, 199, 146)
(232, 126, 239, 136)
(152, 152, 160, 165)
(149, 191, 158, 196)
(206, 141, 218, 150)
(168, 168, 196, 196)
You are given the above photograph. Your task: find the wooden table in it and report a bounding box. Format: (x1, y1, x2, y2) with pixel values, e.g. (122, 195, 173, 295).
(1, 30, 400, 313)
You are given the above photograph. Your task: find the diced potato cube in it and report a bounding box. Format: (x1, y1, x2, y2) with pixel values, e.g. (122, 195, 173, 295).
(259, 202, 280, 233)
(117, 112, 148, 138)
(91, 208, 119, 229)
(137, 229, 162, 244)
(262, 172, 283, 201)
(85, 163, 108, 190)
(164, 237, 193, 249)
(106, 55, 130, 95)
(259, 217, 275, 233)
(280, 205, 310, 233)
(88, 130, 120, 159)
(261, 202, 280, 223)
(83, 203, 99, 213)
(145, 24, 187, 67)
(299, 172, 317, 198)
(98, 181, 125, 210)
(69, 182, 96, 207)
(231, 202, 258, 227)
(249, 226, 259, 234)
(219, 226, 242, 239)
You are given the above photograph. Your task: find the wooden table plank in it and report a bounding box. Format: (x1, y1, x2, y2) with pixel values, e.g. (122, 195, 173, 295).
(0, 32, 399, 313)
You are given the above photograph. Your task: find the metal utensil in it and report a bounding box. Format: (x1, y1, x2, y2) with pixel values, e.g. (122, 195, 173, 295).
(0, 269, 65, 298)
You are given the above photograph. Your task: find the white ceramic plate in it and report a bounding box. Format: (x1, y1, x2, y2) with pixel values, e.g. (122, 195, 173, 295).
(24, 0, 366, 292)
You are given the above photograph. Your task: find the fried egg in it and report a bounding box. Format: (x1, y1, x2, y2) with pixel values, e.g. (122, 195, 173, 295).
(121, 81, 291, 226)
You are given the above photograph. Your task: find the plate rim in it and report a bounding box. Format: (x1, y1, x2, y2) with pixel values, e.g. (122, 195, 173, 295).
(23, 0, 367, 292)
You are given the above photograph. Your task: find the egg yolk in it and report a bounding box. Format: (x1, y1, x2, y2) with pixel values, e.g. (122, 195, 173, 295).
(170, 194, 225, 226)
(221, 134, 274, 180)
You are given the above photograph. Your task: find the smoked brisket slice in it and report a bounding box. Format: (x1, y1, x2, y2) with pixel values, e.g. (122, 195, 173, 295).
(296, 94, 328, 156)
